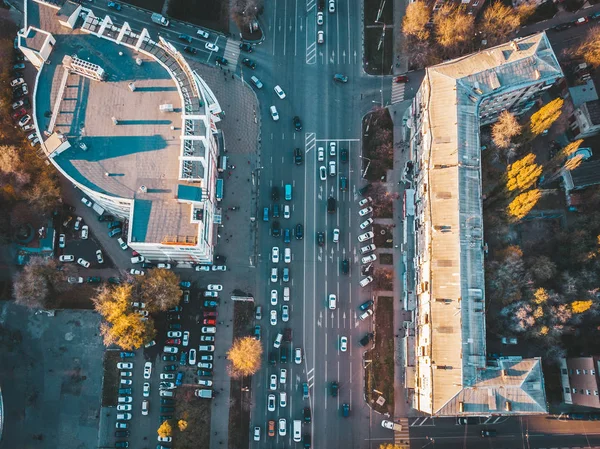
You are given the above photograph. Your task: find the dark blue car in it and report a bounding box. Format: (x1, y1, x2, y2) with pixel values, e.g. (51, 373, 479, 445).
(175, 371, 184, 386)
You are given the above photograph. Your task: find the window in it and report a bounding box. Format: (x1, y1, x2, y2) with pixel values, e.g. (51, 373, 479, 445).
(584, 370, 588, 375)
(576, 369, 581, 375)
(592, 370, 596, 375)
(572, 388, 578, 394)
(565, 387, 570, 393)
(587, 390, 591, 395)
(595, 391, 599, 396)
(562, 369, 568, 375)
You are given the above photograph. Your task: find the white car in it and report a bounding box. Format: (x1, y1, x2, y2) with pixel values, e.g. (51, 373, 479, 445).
(212, 265, 227, 271)
(358, 231, 374, 242)
(360, 276, 374, 287)
(279, 418, 287, 436)
(360, 244, 376, 254)
(59, 255, 74, 262)
(130, 269, 144, 275)
(317, 147, 325, 161)
(271, 268, 278, 283)
(77, 258, 90, 268)
(74, 217, 82, 231)
(131, 256, 144, 264)
(359, 309, 374, 321)
(10, 78, 24, 87)
(328, 294, 337, 310)
(329, 142, 336, 156)
(197, 29, 209, 38)
(189, 348, 197, 365)
(283, 287, 290, 302)
(358, 197, 373, 206)
(81, 225, 89, 239)
(270, 289, 278, 306)
(196, 265, 211, 271)
(360, 218, 374, 230)
(204, 291, 218, 297)
(116, 404, 132, 411)
(59, 234, 65, 248)
(158, 436, 172, 443)
(317, 30, 324, 44)
(317, 11, 324, 25)
(328, 160, 336, 176)
(160, 382, 176, 390)
(143, 382, 150, 397)
(118, 238, 128, 250)
(319, 166, 327, 181)
(268, 394, 276, 411)
(271, 247, 280, 263)
(270, 374, 277, 390)
(332, 228, 340, 243)
(270, 105, 279, 121)
(183, 331, 190, 347)
(362, 254, 377, 264)
(254, 426, 261, 441)
(160, 373, 175, 380)
(283, 204, 290, 219)
(198, 379, 213, 386)
(328, 0, 335, 13)
(120, 371, 132, 377)
(270, 310, 277, 326)
(67, 276, 83, 284)
(157, 263, 171, 269)
(205, 42, 219, 52)
(359, 206, 373, 216)
(144, 361, 152, 379)
(279, 392, 287, 408)
(117, 362, 133, 370)
(281, 305, 289, 322)
(163, 346, 179, 353)
(274, 85, 286, 99)
(340, 336, 348, 352)
(295, 347, 302, 364)
(284, 248, 291, 264)
(167, 331, 182, 338)
(96, 249, 104, 263)
(81, 197, 92, 207)
(280, 368, 287, 384)
(207, 284, 223, 291)
(120, 379, 132, 385)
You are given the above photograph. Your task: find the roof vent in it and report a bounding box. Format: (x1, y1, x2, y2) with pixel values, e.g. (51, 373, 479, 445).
(510, 41, 520, 52)
(140, 185, 147, 193)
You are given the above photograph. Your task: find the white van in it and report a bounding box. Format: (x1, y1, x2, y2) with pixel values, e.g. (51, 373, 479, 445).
(117, 413, 132, 421)
(274, 333, 283, 348)
(293, 420, 301, 442)
(199, 345, 215, 352)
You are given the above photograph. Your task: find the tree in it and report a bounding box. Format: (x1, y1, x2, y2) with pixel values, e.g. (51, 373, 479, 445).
(571, 300, 593, 314)
(227, 336, 263, 378)
(157, 420, 172, 438)
(402, 1, 431, 41)
(486, 245, 527, 305)
(564, 154, 584, 172)
(13, 257, 74, 309)
(434, 5, 474, 56)
(478, 2, 522, 47)
(575, 27, 600, 68)
(532, 288, 549, 305)
(528, 256, 556, 283)
(492, 111, 521, 150)
(506, 154, 542, 192)
(177, 419, 188, 432)
(529, 98, 564, 137)
(24, 175, 61, 215)
(380, 445, 405, 449)
(507, 189, 541, 221)
(404, 37, 441, 69)
(139, 269, 182, 312)
(94, 284, 133, 322)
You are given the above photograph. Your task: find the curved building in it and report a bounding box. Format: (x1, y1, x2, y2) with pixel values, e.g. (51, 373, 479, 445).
(19, 4, 222, 264)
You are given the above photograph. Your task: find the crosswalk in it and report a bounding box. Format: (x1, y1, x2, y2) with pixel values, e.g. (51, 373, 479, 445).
(222, 39, 241, 66)
(393, 417, 410, 447)
(391, 80, 406, 104)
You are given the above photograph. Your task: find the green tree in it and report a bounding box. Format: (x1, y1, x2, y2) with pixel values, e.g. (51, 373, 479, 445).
(506, 154, 542, 192)
(402, 1, 431, 41)
(507, 189, 541, 221)
(529, 98, 564, 137)
(139, 268, 182, 312)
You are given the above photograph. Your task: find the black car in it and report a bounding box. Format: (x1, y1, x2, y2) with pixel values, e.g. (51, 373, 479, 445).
(87, 276, 101, 283)
(178, 34, 193, 43)
(339, 176, 347, 191)
(481, 429, 497, 437)
(161, 398, 174, 405)
(167, 314, 181, 321)
(269, 351, 277, 365)
(239, 42, 253, 52)
(552, 22, 573, 32)
(294, 147, 303, 165)
(183, 46, 197, 54)
(358, 333, 373, 347)
(168, 306, 182, 312)
(293, 116, 302, 131)
(317, 232, 325, 246)
(115, 442, 128, 448)
(162, 355, 177, 361)
(197, 369, 213, 377)
(330, 381, 338, 397)
(118, 388, 132, 395)
(271, 186, 279, 201)
(98, 214, 115, 222)
(327, 196, 336, 213)
(280, 346, 288, 363)
(254, 325, 261, 341)
(241, 58, 256, 69)
(163, 364, 177, 371)
(340, 148, 348, 163)
(303, 407, 311, 422)
(295, 223, 303, 240)
(169, 323, 182, 330)
(115, 430, 129, 438)
(272, 220, 281, 237)
(160, 406, 175, 413)
(160, 415, 172, 423)
(359, 299, 374, 311)
(108, 277, 121, 284)
(303, 434, 311, 448)
(341, 259, 349, 274)
(342, 403, 350, 417)
(215, 56, 228, 66)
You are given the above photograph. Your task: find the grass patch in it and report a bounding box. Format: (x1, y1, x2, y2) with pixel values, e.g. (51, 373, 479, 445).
(374, 224, 394, 248)
(101, 350, 120, 407)
(362, 110, 394, 182)
(365, 296, 394, 414)
(173, 387, 212, 448)
(379, 253, 393, 265)
(365, 0, 393, 24)
(167, 0, 229, 33)
(122, 0, 163, 12)
(364, 27, 393, 76)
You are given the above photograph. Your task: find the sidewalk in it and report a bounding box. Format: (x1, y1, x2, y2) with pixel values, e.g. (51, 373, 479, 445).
(392, 0, 409, 75)
(189, 59, 260, 449)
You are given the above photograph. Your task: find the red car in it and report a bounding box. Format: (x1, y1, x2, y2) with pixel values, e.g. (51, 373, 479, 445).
(268, 420, 275, 437)
(203, 318, 216, 325)
(394, 75, 409, 83)
(165, 338, 181, 345)
(203, 311, 218, 317)
(12, 108, 26, 120)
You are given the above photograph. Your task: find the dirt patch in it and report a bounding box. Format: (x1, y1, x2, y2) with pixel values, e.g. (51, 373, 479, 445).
(373, 224, 394, 248)
(365, 295, 394, 414)
(373, 267, 393, 290)
(101, 350, 120, 407)
(122, 0, 163, 12)
(173, 387, 212, 448)
(167, 0, 229, 33)
(362, 109, 394, 181)
(379, 253, 393, 265)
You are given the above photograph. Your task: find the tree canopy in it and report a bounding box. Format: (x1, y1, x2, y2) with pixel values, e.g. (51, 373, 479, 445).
(227, 336, 263, 378)
(492, 111, 521, 150)
(507, 189, 541, 222)
(506, 154, 542, 192)
(529, 98, 564, 137)
(157, 420, 173, 438)
(13, 257, 75, 309)
(139, 268, 182, 312)
(575, 27, 600, 69)
(402, 1, 431, 41)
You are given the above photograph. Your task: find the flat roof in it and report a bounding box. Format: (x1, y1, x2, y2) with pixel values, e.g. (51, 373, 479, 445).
(38, 35, 199, 243)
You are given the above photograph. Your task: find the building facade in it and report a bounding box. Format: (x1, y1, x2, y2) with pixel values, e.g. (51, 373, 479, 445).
(407, 32, 563, 416)
(560, 357, 600, 408)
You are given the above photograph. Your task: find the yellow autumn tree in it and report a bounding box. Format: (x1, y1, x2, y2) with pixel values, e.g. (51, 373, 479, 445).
(564, 154, 584, 172)
(178, 420, 188, 432)
(506, 154, 542, 192)
(507, 189, 541, 221)
(575, 27, 600, 68)
(558, 139, 584, 159)
(529, 98, 564, 136)
(533, 288, 549, 305)
(157, 420, 173, 438)
(227, 336, 263, 378)
(478, 2, 523, 47)
(571, 300, 593, 314)
(402, 1, 431, 41)
(434, 5, 474, 52)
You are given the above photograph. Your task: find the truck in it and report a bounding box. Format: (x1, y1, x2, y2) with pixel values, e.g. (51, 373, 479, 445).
(151, 13, 170, 27)
(92, 203, 105, 216)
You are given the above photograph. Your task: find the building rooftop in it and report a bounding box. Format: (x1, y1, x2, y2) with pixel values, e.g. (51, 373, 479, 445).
(569, 79, 598, 108)
(20, 26, 51, 52)
(584, 99, 600, 126)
